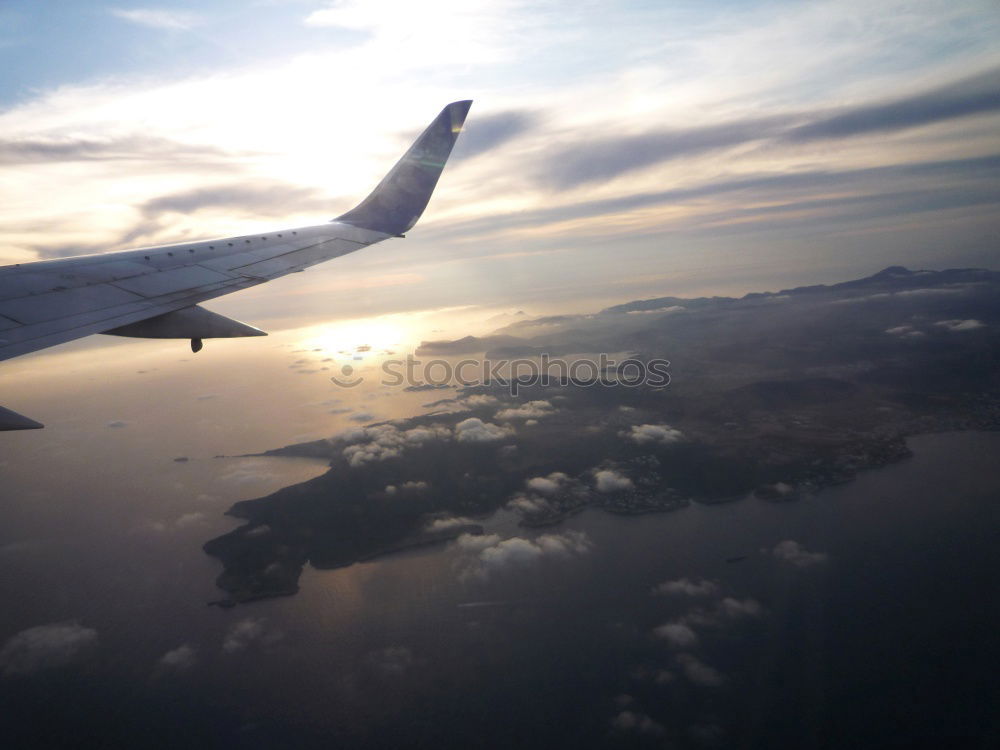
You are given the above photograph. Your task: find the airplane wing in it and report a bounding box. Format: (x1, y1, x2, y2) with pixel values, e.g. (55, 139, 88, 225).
(0, 100, 472, 429)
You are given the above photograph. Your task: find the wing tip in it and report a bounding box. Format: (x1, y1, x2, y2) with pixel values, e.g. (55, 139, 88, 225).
(334, 100, 473, 235)
(0, 405, 44, 430)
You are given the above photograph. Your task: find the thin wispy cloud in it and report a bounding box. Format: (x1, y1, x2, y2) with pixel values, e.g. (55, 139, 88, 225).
(110, 8, 202, 31)
(0, 0, 997, 317)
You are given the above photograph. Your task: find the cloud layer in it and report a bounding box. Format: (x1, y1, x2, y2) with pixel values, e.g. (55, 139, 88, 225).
(0, 622, 98, 676)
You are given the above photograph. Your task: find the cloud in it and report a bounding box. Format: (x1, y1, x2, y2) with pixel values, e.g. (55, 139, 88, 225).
(110, 8, 202, 30)
(594, 469, 633, 493)
(302, 0, 525, 68)
(525, 472, 569, 495)
(454, 109, 538, 159)
(425, 515, 474, 532)
(624, 423, 685, 445)
(453, 417, 513, 443)
(480, 538, 546, 567)
(342, 423, 451, 465)
(153, 644, 198, 676)
(494, 400, 554, 420)
(458, 530, 591, 579)
(934, 318, 984, 331)
(0, 622, 98, 676)
(506, 493, 553, 515)
(611, 710, 665, 737)
(783, 67, 1000, 142)
(455, 532, 502, 553)
(0, 135, 232, 166)
(222, 617, 281, 654)
(348, 412, 377, 423)
(428, 153, 1000, 245)
(676, 653, 725, 687)
(652, 621, 699, 649)
(174, 511, 206, 529)
(384, 481, 427, 495)
(220, 459, 276, 483)
(719, 597, 765, 619)
(652, 577, 718, 597)
(768, 540, 829, 567)
(462, 394, 499, 408)
(106, 420, 128, 428)
(539, 67, 1000, 189)
(543, 115, 790, 189)
(625, 305, 686, 315)
(141, 182, 331, 219)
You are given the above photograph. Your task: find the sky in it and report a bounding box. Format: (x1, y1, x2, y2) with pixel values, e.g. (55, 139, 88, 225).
(0, 0, 999, 332)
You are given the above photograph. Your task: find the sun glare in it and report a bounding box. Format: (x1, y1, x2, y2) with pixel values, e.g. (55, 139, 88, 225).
(295, 316, 414, 357)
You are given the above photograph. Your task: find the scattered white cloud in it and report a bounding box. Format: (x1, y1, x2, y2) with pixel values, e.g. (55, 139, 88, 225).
(387, 480, 429, 495)
(303, 0, 524, 68)
(348, 412, 377, 423)
(676, 653, 726, 687)
(594, 468, 633, 493)
(625, 305, 685, 315)
(653, 669, 675, 685)
(0, 622, 98, 676)
(457, 530, 591, 579)
(153, 644, 197, 676)
(426, 515, 475, 532)
(110, 8, 201, 30)
(624, 423, 685, 444)
(106, 420, 128, 429)
(611, 710, 665, 736)
(652, 577, 718, 597)
(455, 532, 501, 553)
(462, 394, 499, 408)
(454, 417, 513, 443)
(719, 597, 765, 619)
(934, 318, 984, 331)
(343, 423, 451, 465)
(495, 400, 554, 420)
(220, 459, 276, 484)
(174, 511, 206, 528)
(506, 493, 553, 515)
(525, 471, 569, 495)
(653, 621, 699, 649)
(222, 617, 281, 654)
(768, 539, 829, 567)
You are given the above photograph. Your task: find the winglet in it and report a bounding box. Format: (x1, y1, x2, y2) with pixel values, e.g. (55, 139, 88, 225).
(335, 100, 472, 236)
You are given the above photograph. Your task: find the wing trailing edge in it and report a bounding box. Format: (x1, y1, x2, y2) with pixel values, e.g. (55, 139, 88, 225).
(102, 305, 266, 340)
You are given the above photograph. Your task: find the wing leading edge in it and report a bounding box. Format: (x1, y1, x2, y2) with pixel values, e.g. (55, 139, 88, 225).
(0, 100, 472, 429)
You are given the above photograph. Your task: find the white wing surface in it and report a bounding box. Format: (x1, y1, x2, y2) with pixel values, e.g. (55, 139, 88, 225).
(0, 100, 472, 429)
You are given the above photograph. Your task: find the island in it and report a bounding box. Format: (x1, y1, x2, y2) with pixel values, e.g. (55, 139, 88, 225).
(203, 266, 1000, 605)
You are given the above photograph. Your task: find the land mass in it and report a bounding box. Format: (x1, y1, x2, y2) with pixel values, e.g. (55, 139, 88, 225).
(204, 266, 1000, 604)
